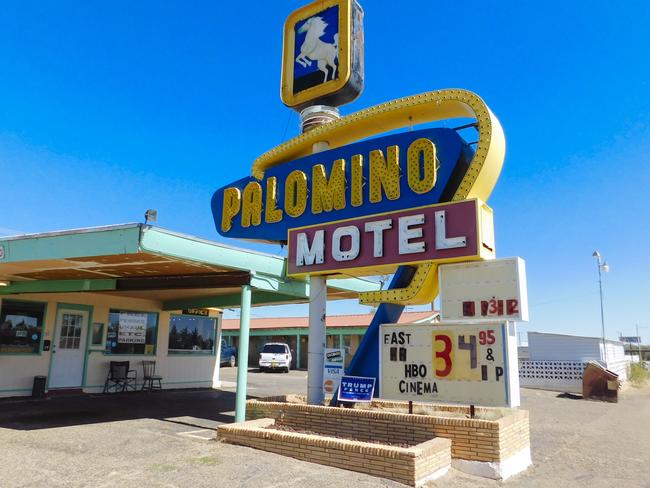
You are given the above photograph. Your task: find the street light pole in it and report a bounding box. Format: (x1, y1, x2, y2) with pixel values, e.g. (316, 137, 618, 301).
(592, 251, 609, 363)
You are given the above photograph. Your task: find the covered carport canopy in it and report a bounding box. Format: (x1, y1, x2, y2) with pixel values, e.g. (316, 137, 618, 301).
(0, 223, 379, 419)
(0, 223, 379, 304)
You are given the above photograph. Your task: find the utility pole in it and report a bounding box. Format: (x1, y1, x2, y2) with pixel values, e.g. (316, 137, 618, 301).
(592, 251, 609, 363)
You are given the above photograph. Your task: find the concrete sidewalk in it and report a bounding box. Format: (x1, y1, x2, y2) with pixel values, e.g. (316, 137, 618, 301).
(0, 388, 234, 431)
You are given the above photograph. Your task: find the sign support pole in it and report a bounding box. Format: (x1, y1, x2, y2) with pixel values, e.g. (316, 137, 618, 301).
(308, 275, 327, 404)
(307, 138, 331, 405)
(235, 284, 252, 422)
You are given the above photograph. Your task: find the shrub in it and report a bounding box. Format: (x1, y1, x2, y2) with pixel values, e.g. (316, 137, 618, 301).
(629, 362, 649, 387)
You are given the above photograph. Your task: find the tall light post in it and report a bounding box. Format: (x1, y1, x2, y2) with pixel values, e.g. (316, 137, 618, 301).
(592, 251, 610, 362)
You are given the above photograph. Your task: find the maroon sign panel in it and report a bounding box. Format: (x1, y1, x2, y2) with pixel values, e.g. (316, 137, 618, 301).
(287, 199, 486, 276)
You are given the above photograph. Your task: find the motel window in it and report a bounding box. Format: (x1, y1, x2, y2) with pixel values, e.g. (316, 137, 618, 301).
(168, 315, 216, 354)
(106, 310, 158, 355)
(0, 300, 45, 354)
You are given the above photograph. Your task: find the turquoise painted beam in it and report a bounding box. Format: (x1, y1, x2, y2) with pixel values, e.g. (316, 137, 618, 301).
(0, 225, 141, 263)
(250, 273, 309, 298)
(140, 227, 288, 278)
(326, 277, 380, 294)
(221, 327, 369, 337)
(0, 279, 117, 295)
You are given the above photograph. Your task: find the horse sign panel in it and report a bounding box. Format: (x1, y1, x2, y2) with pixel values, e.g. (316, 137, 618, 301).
(282, 0, 364, 109)
(379, 323, 520, 407)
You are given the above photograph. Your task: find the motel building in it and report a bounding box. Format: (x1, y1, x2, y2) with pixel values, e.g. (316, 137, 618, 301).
(0, 223, 376, 398)
(222, 310, 438, 370)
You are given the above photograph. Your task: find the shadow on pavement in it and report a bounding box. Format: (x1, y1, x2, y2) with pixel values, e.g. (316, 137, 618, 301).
(0, 388, 238, 431)
(556, 392, 584, 400)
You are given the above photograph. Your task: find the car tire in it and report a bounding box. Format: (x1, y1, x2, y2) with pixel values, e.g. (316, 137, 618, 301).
(284, 367, 290, 373)
(229, 355, 236, 368)
(259, 367, 266, 373)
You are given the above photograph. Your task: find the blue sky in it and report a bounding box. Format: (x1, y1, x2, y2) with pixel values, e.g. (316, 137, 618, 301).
(1, 1, 649, 341)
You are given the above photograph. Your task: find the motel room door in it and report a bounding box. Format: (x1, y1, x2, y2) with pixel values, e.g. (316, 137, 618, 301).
(49, 309, 89, 388)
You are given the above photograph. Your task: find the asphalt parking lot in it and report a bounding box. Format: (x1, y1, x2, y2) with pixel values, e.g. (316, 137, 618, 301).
(1, 368, 649, 488)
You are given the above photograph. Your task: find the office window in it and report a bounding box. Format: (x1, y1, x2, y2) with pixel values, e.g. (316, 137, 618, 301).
(0, 300, 45, 354)
(106, 310, 158, 355)
(168, 315, 216, 354)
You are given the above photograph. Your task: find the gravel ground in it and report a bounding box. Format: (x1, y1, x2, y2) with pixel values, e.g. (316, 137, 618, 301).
(1, 368, 649, 488)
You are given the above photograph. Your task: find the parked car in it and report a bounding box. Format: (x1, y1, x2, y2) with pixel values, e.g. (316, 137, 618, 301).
(259, 342, 292, 373)
(219, 339, 237, 367)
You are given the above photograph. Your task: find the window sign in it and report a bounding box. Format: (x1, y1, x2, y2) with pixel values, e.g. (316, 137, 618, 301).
(338, 375, 375, 402)
(118, 313, 147, 344)
(107, 310, 158, 355)
(0, 300, 45, 354)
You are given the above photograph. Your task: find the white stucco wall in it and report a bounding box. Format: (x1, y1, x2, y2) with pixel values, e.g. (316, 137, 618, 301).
(0, 292, 222, 397)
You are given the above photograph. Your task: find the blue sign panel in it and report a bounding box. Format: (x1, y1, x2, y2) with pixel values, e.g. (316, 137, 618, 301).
(338, 375, 375, 402)
(620, 336, 641, 343)
(211, 127, 473, 242)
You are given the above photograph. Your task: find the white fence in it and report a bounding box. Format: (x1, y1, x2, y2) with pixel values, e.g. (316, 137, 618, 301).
(519, 359, 630, 393)
(519, 360, 587, 393)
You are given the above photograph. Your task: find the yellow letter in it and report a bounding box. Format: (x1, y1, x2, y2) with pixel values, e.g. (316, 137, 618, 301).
(221, 187, 241, 232)
(351, 154, 363, 207)
(285, 170, 307, 218)
(265, 177, 283, 224)
(407, 138, 437, 194)
(241, 181, 262, 228)
(311, 159, 346, 214)
(369, 145, 400, 203)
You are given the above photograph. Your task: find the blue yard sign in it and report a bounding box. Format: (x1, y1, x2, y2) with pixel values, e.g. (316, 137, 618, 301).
(338, 375, 375, 402)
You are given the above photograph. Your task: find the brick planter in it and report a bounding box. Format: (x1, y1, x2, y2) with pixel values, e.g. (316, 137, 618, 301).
(218, 418, 451, 487)
(246, 396, 531, 480)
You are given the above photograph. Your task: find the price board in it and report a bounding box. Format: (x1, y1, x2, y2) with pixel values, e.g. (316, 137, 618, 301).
(379, 322, 520, 407)
(439, 257, 529, 323)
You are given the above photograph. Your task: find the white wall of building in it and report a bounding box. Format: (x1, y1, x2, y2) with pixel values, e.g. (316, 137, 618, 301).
(528, 332, 603, 362)
(521, 332, 629, 390)
(0, 292, 222, 398)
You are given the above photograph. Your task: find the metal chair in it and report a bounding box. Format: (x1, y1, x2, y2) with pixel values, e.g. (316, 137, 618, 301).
(103, 361, 137, 393)
(142, 360, 163, 391)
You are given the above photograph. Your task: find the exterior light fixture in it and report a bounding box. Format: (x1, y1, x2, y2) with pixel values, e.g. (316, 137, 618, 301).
(0, 280, 10, 287)
(144, 209, 158, 225)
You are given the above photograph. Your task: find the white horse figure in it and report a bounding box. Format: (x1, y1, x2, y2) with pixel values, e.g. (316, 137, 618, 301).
(295, 16, 339, 82)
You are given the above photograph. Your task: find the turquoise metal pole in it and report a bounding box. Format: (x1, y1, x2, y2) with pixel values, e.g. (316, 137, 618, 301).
(235, 284, 252, 423)
(295, 332, 301, 369)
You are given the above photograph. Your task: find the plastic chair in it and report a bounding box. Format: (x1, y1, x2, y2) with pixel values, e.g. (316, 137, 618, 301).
(142, 360, 163, 391)
(103, 361, 137, 393)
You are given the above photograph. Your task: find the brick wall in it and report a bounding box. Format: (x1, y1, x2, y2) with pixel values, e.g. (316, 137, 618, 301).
(246, 396, 529, 463)
(218, 418, 451, 487)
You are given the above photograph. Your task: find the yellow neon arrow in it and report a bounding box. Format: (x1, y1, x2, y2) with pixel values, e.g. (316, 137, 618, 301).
(252, 89, 505, 305)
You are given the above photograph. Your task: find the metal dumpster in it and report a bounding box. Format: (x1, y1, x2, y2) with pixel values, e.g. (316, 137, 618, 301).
(582, 361, 619, 402)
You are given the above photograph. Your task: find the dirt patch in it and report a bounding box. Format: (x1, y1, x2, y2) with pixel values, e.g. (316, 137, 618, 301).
(352, 403, 505, 420)
(265, 424, 413, 448)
